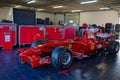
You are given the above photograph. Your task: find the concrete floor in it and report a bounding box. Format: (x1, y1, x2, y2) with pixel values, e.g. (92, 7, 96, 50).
(0, 40, 120, 80)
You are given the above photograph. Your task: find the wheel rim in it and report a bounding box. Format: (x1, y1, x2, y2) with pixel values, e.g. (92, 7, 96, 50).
(60, 52, 71, 65)
(115, 44, 119, 52)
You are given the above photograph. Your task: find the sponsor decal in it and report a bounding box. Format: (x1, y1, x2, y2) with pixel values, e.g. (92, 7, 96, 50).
(68, 44, 72, 49)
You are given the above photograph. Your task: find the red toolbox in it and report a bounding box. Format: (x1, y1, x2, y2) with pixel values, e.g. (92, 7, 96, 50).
(46, 25, 63, 40)
(0, 23, 16, 47)
(63, 26, 77, 39)
(2, 32, 13, 50)
(19, 25, 45, 45)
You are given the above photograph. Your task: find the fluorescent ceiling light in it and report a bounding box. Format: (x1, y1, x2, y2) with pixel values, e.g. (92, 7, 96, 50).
(37, 9, 45, 11)
(30, 7, 34, 9)
(80, 0, 97, 4)
(15, 5, 21, 8)
(71, 10, 82, 12)
(27, 0, 35, 4)
(15, 5, 27, 8)
(100, 7, 110, 10)
(53, 6, 63, 9)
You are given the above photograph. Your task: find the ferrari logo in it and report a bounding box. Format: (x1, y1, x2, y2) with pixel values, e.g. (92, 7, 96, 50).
(91, 45, 95, 50)
(68, 44, 72, 49)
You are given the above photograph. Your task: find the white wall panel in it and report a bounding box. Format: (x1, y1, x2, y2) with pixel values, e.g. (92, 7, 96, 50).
(0, 7, 13, 21)
(36, 12, 54, 24)
(80, 10, 119, 26)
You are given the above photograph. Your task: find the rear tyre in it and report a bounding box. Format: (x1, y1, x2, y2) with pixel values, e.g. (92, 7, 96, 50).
(31, 40, 45, 48)
(107, 41, 119, 55)
(51, 46, 73, 69)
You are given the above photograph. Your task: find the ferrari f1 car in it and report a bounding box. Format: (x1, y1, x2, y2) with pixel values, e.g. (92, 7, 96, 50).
(18, 30, 119, 69)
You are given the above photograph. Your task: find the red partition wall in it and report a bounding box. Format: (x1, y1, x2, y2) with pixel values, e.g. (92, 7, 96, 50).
(0, 23, 16, 47)
(19, 25, 45, 45)
(19, 25, 78, 45)
(63, 26, 77, 39)
(0, 26, 3, 46)
(46, 25, 62, 40)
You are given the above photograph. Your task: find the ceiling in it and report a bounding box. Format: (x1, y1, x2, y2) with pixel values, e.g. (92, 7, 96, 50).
(0, 0, 120, 13)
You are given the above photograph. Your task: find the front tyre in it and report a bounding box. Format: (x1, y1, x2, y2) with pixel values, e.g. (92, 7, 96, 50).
(51, 46, 73, 69)
(107, 41, 119, 55)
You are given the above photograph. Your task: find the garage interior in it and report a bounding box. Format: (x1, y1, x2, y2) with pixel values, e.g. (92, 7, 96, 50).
(0, 0, 120, 80)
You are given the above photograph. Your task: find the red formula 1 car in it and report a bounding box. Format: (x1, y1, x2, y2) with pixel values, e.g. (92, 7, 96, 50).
(18, 30, 119, 69)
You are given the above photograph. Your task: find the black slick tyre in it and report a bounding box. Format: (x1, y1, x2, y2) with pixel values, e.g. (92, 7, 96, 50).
(51, 46, 73, 69)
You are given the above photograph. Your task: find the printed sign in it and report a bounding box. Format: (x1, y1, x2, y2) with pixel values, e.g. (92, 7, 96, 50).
(5, 35, 10, 42)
